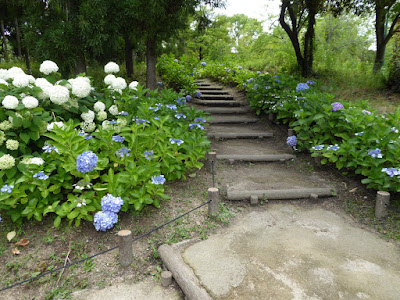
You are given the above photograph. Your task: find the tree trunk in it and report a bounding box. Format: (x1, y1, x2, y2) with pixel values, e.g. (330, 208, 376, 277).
(0, 19, 8, 61)
(302, 1, 316, 77)
(199, 46, 203, 60)
(146, 37, 157, 90)
(75, 51, 87, 75)
(124, 35, 134, 78)
(14, 17, 22, 57)
(374, 3, 386, 72)
(25, 47, 31, 73)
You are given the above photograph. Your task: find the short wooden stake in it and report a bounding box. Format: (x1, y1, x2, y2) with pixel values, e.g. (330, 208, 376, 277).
(250, 195, 258, 206)
(310, 193, 319, 203)
(288, 129, 295, 137)
(118, 230, 132, 267)
(161, 271, 172, 287)
(207, 152, 217, 174)
(228, 158, 235, 165)
(375, 191, 390, 218)
(208, 187, 220, 217)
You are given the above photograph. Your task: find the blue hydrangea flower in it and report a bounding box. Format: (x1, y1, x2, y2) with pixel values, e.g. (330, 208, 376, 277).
(382, 168, 400, 177)
(194, 91, 202, 98)
(331, 102, 344, 111)
(273, 75, 279, 78)
(362, 110, 372, 115)
(189, 123, 204, 130)
(312, 145, 324, 151)
(194, 118, 206, 123)
(256, 71, 261, 74)
(157, 82, 163, 86)
(1, 184, 14, 193)
(186, 95, 192, 101)
(296, 83, 310, 92)
(0, 215, 2, 222)
(176, 97, 186, 105)
(166, 104, 177, 110)
(368, 148, 382, 158)
(175, 114, 186, 119)
(119, 111, 129, 116)
(254, 84, 258, 89)
(78, 131, 85, 136)
(391, 127, 399, 133)
(76, 151, 98, 173)
(201, 62, 207, 66)
(101, 194, 124, 213)
(306, 80, 315, 85)
(169, 138, 184, 146)
(275, 80, 281, 83)
(154, 116, 160, 121)
(108, 120, 118, 125)
(144, 150, 154, 160)
(84, 135, 93, 140)
(112, 135, 125, 143)
(116, 148, 131, 157)
(93, 211, 118, 231)
(247, 78, 253, 83)
(238, 66, 243, 70)
(149, 106, 159, 111)
(355, 132, 364, 136)
(33, 171, 49, 180)
(287, 136, 297, 147)
(133, 118, 150, 125)
(151, 175, 166, 185)
(42, 145, 60, 153)
(327, 144, 340, 151)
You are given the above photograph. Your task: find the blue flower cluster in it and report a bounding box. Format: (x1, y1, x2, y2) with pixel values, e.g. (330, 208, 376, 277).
(76, 151, 98, 173)
(134, 118, 150, 125)
(84, 135, 93, 140)
(151, 175, 166, 185)
(311, 145, 324, 151)
(108, 120, 118, 125)
(331, 102, 344, 111)
(112, 135, 125, 143)
(368, 148, 382, 158)
(93, 211, 118, 232)
(157, 82, 163, 86)
(175, 114, 186, 119)
(169, 138, 184, 146)
(194, 118, 206, 123)
(185, 95, 192, 101)
(194, 91, 202, 98)
(116, 148, 131, 157)
(326, 144, 340, 151)
(144, 150, 154, 160)
(101, 194, 124, 213)
(176, 97, 186, 105)
(201, 62, 207, 66)
(42, 145, 59, 153)
(296, 83, 310, 92)
(119, 111, 129, 116)
(306, 80, 315, 85)
(382, 168, 400, 177)
(189, 123, 204, 130)
(1, 184, 14, 193)
(166, 104, 177, 110)
(33, 171, 49, 180)
(287, 135, 297, 147)
(149, 106, 159, 111)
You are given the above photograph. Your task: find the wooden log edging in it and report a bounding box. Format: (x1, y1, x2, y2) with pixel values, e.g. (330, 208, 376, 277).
(227, 188, 336, 201)
(158, 244, 212, 300)
(217, 154, 295, 162)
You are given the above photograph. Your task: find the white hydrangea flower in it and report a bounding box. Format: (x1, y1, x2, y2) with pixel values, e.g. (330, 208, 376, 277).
(7, 67, 25, 80)
(0, 79, 8, 86)
(0, 130, 5, 145)
(22, 96, 39, 109)
(94, 101, 106, 112)
(29, 157, 45, 165)
(81, 110, 95, 122)
(101, 120, 113, 130)
(49, 85, 70, 105)
(35, 78, 53, 100)
(56, 80, 72, 89)
(97, 111, 107, 121)
(2, 95, 19, 109)
(104, 74, 116, 86)
(0, 69, 9, 80)
(0, 154, 16, 170)
(12, 74, 30, 88)
(109, 105, 119, 116)
(104, 62, 120, 74)
(70, 77, 91, 98)
(81, 121, 96, 132)
(0, 120, 12, 131)
(39, 60, 59, 75)
(6, 139, 19, 150)
(27, 75, 35, 84)
(129, 81, 139, 90)
(110, 77, 127, 90)
(47, 121, 65, 131)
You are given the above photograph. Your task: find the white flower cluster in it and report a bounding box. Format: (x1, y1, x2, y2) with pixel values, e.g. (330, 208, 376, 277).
(97, 111, 107, 121)
(21, 157, 45, 165)
(35, 78, 53, 100)
(81, 121, 96, 132)
(12, 74, 31, 88)
(110, 77, 127, 91)
(39, 60, 59, 75)
(49, 85, 70, 105)
(109, 105, 119, 116)
(7, 67, 25, 80)
(94, 101, 106, 112)
(129, 81, 139, 90)
(0, 78, 8, 86)
(47, 121, 65, 131)
(22, 96, 39, 109)
(2, 95, 19, 109)
(0, 69, 8, 80)
(104, 74, 116, 85)
(69, 77, 91, 98)
(6, 139, 19, 150)
(81, 110, 95, 122)
(104, 62, 120, 74)
(0, 154, 16, 170)
(0, 120, 12, 131)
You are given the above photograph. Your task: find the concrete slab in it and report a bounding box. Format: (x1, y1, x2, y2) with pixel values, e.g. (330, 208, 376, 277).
(182, 204, 400, 299)
(212, 139, 286, 155)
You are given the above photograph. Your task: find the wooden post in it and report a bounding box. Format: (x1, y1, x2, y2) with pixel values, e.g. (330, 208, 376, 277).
(288, 129, 295, 137)
(250, 195, 258, 206)
(161, 271, 172, 287)
(118, 230, 132, 267)
(375, 191, 390, 218)
(206, 152, 217, 174)
(208, 187, 220, 217)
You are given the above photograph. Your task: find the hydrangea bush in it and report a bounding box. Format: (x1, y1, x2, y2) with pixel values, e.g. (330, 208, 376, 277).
(0, 61, 210, 229)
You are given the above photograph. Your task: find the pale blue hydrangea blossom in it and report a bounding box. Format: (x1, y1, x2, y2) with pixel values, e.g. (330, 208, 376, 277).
(93, 211, 118, 231)
(101, 194, 124, 213)
(1, 184, 14, 193)
(169, 138, 184, 145)
(76, 151, 98, 173)
(287, 136, 297, 147)
(368, 149, 382, 158)
(151, 175, 166, 185)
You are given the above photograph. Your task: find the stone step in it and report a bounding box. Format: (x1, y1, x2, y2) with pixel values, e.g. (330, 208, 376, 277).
(217, 154, 295, 162)
(207, 132, 273, 139)
(197, 86, 223, 91)
(197, 83, 211, 87)
(192, 100, 244, 107)
(200, 90, 230, 95)
(199, 107, 252, 114)
(208, 116, 259, 124)
(227, 188, 336, 201)
(201, 95, 234, 101)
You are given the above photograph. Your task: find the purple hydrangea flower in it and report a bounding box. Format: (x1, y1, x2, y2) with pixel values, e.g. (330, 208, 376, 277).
(287, 135, 297, 147)
(194, 91, 202, 98)
(93, 211, 118, 231)
(256, 71, 261, 75)
(368, 148, 382, 158)
(144, 150, 154, 160)
(169, 138, 184, 146)
(1, 184, 14, 193)
(296, 83, 310, 92)
(331, 102, 344, 111)
(201, 62, 207, 66)
(33, 171, 49, 180)
(382, 168, 400, 177)
(185, 95, 192, 101)
(362, 110, 372, 115)
(189, 123, 204, 130)
(151, 175, 166, 185)
(76, 151, 98, 173)
(112, 135, 125, 143)
(175, 114, 186, 119)
(116, 148, 131, 157)
(238, 66, 243, 70)
(101, 194, 124, 213)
